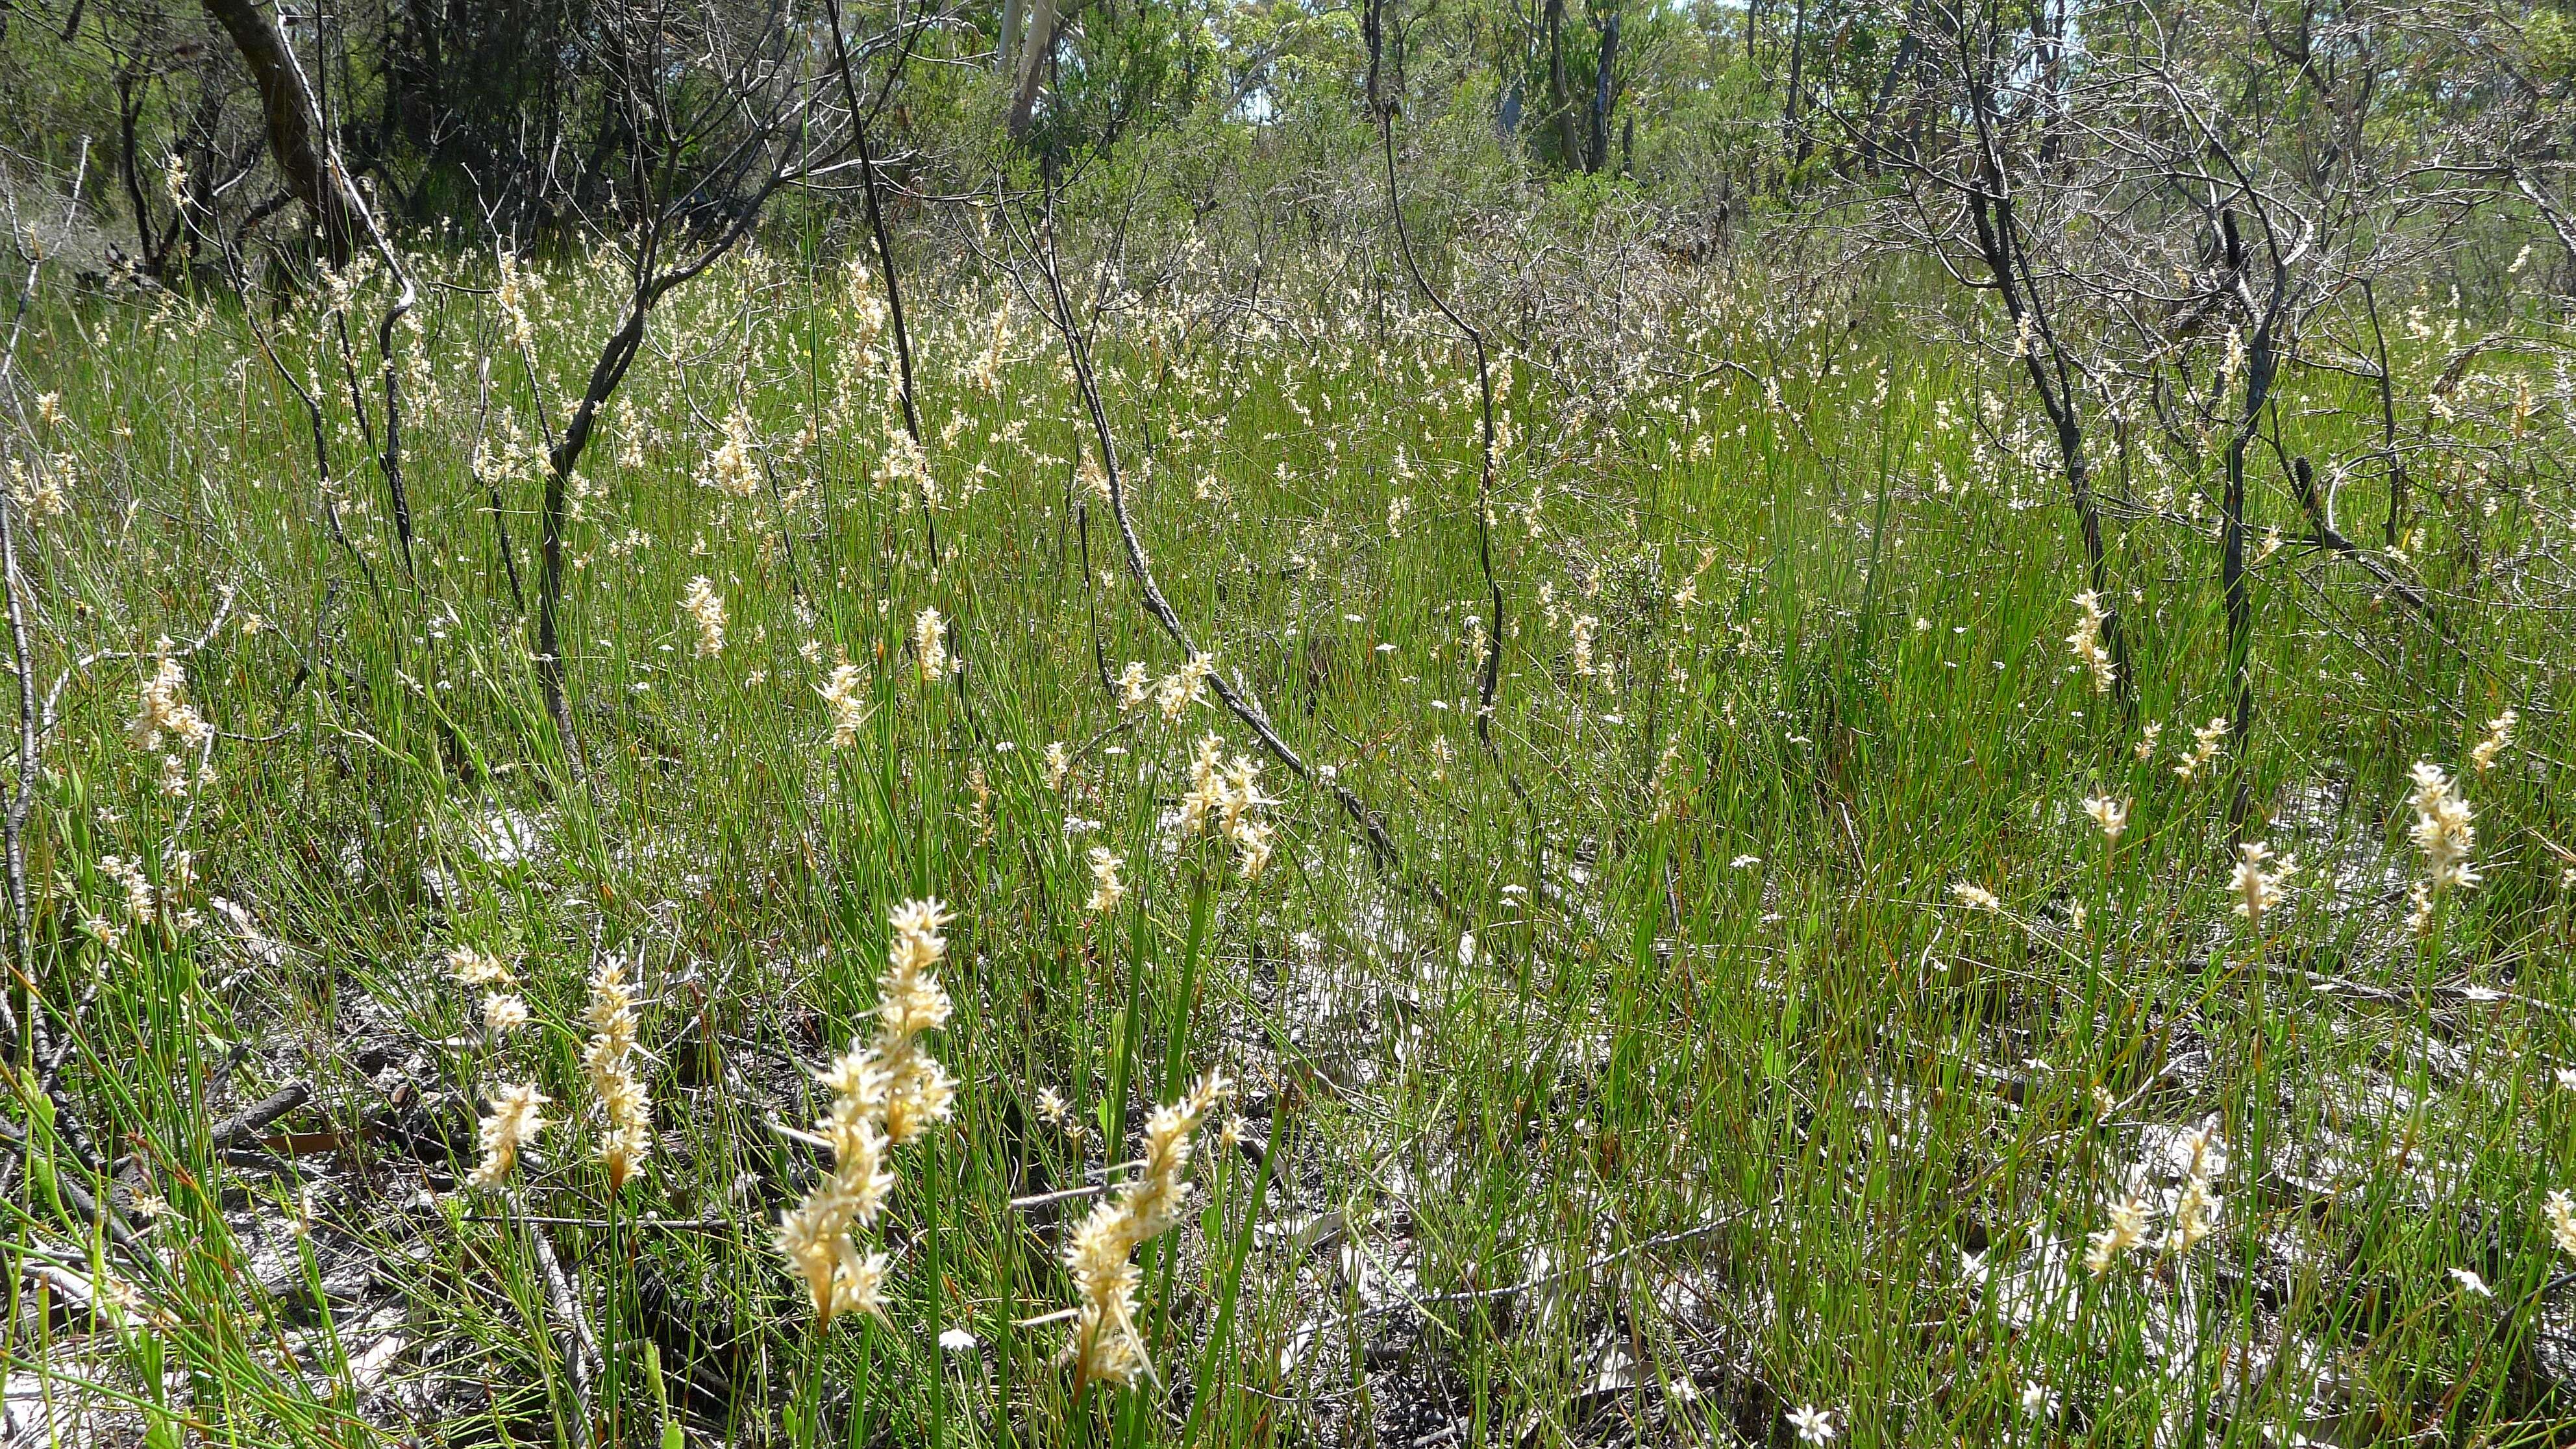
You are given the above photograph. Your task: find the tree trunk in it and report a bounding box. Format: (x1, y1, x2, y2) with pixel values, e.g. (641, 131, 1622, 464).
(1545, 0, 1577, 167)
(1963, 189, 2133, 712)
(1859, 0, 1925, 173)
(1784, 0, 1809, 164)
(199, 0, 351, 262)
(1006, 0, 1061, 138)
(998, 0, 1024, 75)
(116, 67, 156, 269)
(1587, 10, 1619, 173)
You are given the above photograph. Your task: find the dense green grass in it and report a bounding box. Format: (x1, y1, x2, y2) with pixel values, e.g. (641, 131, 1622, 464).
(3, 230, 2573, 1447)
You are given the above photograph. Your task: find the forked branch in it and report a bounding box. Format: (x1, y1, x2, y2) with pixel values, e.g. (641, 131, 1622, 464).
(1006, 190, 1404, 869)
(1368, 0, 1507, 752)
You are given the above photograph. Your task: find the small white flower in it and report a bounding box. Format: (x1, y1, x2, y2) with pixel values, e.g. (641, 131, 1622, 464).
(1951, 881, 2001, 911)
(482, 993, 530, 1035)
(938, 1326, 978, 1352)
(2448, 1267, 2492, 1298)
(1788, 1404, 1836, 1443)
(2083, 794, 2129, 845)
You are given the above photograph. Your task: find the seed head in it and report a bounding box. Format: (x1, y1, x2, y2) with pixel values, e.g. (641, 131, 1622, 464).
(2083, 795, 2129, 846)
(1950, 881, 2001, 912)
(2066, 591, 2115, 696)
(914, 608, 950, 686)
(776, 898, 958, 1326)
(2084, 1194, 2152, 1275)
(1569, 615, 1600, 678)
(582, 956, 650, 1190)
(2166, 1124, 2225, 1254)
(2229, 841, 2295, 933)
(2547, 1191, 2576, 1259)
(680, 576, 726, 657)
(1064, 1071, 1230, 1390)
(2407, 761, 2479, 895)
(130, 652, 214, 753)
(2471, 710, 2517, 774)
(2133, 721, 2163, 762)
(1086, 847, 1126, 914)
(818, 663, 869, 747)
(2174, 717, 2229, 781)
(468, 1084, 551, 1190)
(1155, 652, 1216, 721)
(482, 994, 530, 1035)
(700, 410, 760, 497)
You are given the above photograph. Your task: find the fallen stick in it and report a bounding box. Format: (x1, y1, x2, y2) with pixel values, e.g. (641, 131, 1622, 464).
(210, 1081, 311, 1149)
(515, 1193, 602, 1449)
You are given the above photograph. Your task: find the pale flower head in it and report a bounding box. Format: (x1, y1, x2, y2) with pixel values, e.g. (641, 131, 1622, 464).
(482, 993, 530, 1035)
(2174, 717, 2229, 780)
(1155, 652, 1217, 721)
(2229, 841, 2295, 932)
(776, 898, 961, 1326)
(818, 663, 869, 747)
(680, 576, 726, 657)
(130, 653, 214, 753)
(1035, 1087, 1071, 1128)
(467, 1084, 551, 1189)
(700, 409, 760, 497)
(1063, 1071, 1232, 1388)
(2083, 795, 2129, 846)
(2546, 1190, 2576, 1259)
(2471, 709, 2516, 774)
(2407, 761, 2479, 895)
(1086, 847, 1126, 915)
(582, 955, 650, 1189)
(1951, 881, 2001, 912)
(448, 945, 516, 988)
(2084, 1194, 2153, 1275)
(2066, 591, 2116, 696)
(913, 608, 950, 686)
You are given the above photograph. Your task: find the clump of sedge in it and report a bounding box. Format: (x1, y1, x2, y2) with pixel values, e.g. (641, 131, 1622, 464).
(1064, 1071, 1230, 1389)
(913, 608, 949, 686)
(469, 1084, 550, 1189)
(1179, 734, 1274, 878)
(2229, 842, 2295, 934)
(776, 900, 958, 1326)
(130, 647, 214, 751)
(2066, 591, 2115, 696)
(584, 956, 650, 1190)
(680, 576, 726, 658)
(2405, 760, 2478, 934)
